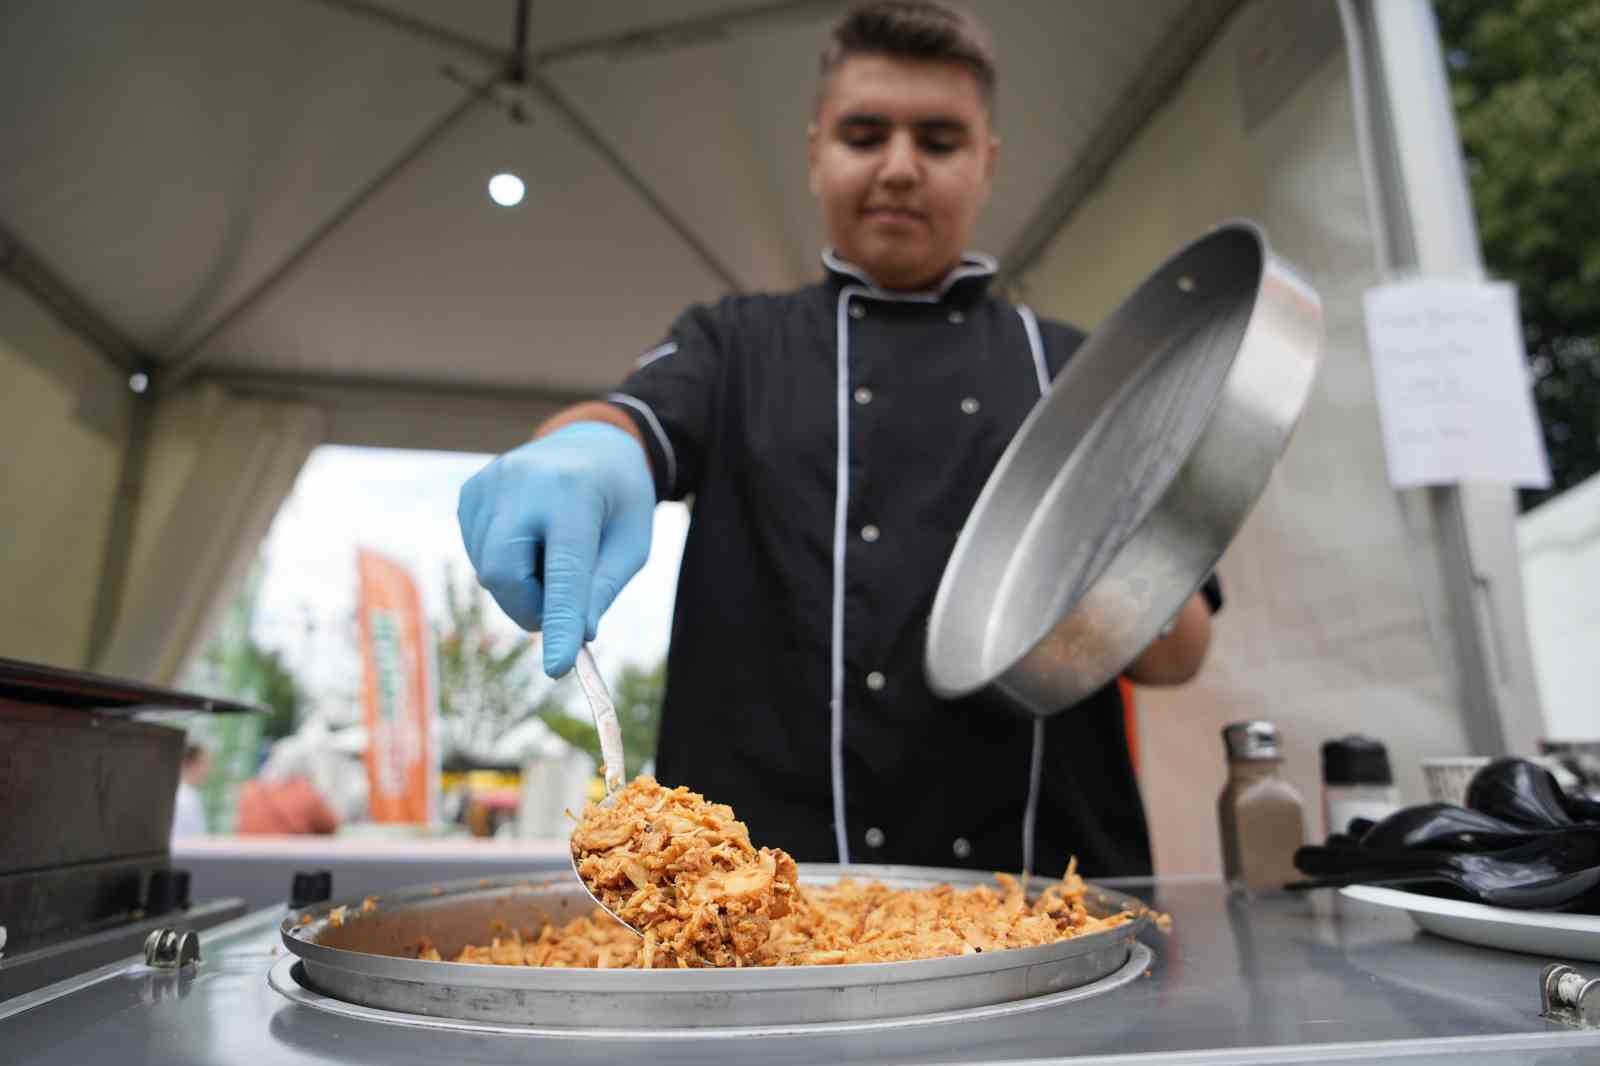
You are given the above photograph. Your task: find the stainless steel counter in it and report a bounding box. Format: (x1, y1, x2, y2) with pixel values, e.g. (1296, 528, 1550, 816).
(5, 876, 1598, 1064)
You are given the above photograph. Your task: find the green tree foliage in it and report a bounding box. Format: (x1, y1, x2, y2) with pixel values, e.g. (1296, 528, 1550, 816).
(1435, 0, 1600, 507)
(426, 567, 668, 773)
(534, 659, 665, 778)
(435, 566, 565, 760)
(435, 563, 665, 771)
(187, 562, 304, 740)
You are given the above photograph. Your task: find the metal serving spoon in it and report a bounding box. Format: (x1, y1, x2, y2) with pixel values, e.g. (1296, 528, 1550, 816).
(567, 644, 641, 935)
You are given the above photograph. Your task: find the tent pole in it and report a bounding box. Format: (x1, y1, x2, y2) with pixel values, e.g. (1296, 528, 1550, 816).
(86, 381, 155, 670)
(1338, 0, 1547, 755)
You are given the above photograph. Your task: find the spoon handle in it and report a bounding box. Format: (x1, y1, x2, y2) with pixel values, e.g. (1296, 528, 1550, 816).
(575, 645, 625, 796)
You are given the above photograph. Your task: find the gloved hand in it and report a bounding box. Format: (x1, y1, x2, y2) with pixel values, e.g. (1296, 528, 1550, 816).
(458, 422, 655, 677)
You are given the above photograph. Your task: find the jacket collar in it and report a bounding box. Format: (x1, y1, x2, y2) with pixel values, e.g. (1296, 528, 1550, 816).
(821, 248, 998, 306)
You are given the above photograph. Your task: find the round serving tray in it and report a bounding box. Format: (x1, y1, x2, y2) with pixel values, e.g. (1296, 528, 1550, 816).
(277, 864, 1152, 1029)
(268, 941, 1153, 1038)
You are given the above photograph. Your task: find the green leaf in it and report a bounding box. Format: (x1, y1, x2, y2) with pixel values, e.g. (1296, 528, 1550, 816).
(1436, 0, 1600, 507)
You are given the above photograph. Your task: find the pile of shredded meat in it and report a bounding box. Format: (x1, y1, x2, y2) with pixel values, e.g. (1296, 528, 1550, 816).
(426, 775, 1142, 970)
(569, 776, 800, 967)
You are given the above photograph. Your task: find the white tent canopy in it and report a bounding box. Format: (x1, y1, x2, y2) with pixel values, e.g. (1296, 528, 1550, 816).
(0, 0, 1548, 873)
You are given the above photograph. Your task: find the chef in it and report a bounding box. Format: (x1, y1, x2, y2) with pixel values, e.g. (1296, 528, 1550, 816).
(458, 0, 1220, 878)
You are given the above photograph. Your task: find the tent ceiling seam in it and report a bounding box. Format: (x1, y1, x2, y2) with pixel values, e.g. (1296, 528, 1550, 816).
(995, 0, 1250, 295)
(160, 82, 492, 389)
(307, 0, 748, 293)
(0, 222, 144, 376)
(192, 366, 593, 410)
(310, 0, 846, 70)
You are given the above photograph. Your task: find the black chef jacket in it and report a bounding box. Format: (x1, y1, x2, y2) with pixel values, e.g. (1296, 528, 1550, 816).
(607, 250, 1216, 879)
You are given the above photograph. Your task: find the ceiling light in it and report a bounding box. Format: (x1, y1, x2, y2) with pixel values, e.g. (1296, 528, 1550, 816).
(488, 172, 525, 207)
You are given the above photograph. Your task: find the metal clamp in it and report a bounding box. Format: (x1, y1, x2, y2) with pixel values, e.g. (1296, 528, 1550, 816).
(1541, 964, 1599, 1029)
(143, 929, 201, 970)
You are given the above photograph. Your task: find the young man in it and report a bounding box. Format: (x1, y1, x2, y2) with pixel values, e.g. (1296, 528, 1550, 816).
(459, 1, 1218, 877)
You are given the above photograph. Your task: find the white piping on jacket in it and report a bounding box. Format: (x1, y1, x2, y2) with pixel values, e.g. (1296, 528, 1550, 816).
(829, 285, 870, 864)
(1017, 304, 1051, 396)
(827, 255, 1021, 867)
(1023, 718, 1046, 878)
(606, 392, 677, 497)
(636, 341, 678, 369)
(1017, 304, 1049, 878)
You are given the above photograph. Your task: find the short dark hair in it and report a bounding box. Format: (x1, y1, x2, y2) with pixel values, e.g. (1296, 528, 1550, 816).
(819, 2, 996, 112)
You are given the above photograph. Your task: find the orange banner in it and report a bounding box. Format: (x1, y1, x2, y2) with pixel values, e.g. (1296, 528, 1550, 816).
(357, 549, 436, 824)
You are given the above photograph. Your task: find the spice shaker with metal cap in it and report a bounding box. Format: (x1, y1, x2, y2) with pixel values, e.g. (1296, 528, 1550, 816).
(1321, 735, 1398, 838)
(1217, 721, 1306, 892)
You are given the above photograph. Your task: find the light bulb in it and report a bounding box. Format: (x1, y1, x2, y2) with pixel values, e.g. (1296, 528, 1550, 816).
(488, 173, 525, 207)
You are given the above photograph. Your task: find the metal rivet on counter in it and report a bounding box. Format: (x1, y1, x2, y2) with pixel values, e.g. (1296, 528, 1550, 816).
(854, 386, 873, 405)
(864, 828, 885, 848)
(948, 310, 965, 324)
(143, 929, 201, 970)
(849, 303, 865, 319)
(960, 397, 980, 414)
(860, 524, 880, 543)
(952, 838, 972, 859)
(865, 671, 886, 691)
(1542, 963, 1600, 1029)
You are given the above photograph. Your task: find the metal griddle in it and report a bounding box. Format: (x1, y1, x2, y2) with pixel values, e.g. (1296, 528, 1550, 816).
(278, 865, 1150, 1028)
(10, 874, 1600, 1064)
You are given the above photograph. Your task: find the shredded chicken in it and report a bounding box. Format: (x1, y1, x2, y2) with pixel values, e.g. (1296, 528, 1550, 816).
(427, 914, 645, 969)
(432, 775, 1144, 970)
(569, 776, 799, 967)
(760, 864, 1135, 964)
(440, 860, 1134, 969)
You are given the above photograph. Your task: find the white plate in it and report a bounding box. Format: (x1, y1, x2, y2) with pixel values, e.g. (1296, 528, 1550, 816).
(1342, 884, 1600, 961)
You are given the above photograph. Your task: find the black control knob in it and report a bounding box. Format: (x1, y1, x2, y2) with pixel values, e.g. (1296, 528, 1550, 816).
(145, 869, 190, 916)
(290, 870, 333, 908)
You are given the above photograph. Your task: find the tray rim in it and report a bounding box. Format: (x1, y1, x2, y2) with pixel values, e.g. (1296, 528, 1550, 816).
(268, 941, 1155, 1038)
(280, 862, 1152, 992)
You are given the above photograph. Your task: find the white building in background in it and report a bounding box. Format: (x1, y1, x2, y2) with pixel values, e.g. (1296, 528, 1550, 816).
(1519, 473, 1600, 742)
(492, 715, 599, 841)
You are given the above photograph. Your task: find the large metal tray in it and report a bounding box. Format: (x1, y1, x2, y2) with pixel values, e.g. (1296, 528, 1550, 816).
(278, 864, 1151, 1028)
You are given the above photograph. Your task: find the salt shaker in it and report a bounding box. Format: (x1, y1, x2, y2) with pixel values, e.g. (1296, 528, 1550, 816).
(1218, 721, 1306, 892)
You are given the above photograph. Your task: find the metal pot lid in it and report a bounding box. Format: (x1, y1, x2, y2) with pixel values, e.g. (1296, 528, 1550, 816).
(925, 221, 1322, 714)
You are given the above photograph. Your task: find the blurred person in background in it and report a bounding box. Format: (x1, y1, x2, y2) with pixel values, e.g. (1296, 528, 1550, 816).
(234, 720, 362, 834)
(170, 742, 212, 839)
(236, 775, 339, 835)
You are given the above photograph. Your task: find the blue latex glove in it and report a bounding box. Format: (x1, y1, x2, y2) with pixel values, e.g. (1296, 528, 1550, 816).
(458, 422, 655, 677)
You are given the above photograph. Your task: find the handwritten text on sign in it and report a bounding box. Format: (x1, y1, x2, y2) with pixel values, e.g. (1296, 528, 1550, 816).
(1362, 280, 1550, 490)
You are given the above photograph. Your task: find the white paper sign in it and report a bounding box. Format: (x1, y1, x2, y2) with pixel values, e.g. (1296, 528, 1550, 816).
(1362, 279, 1551, 490)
